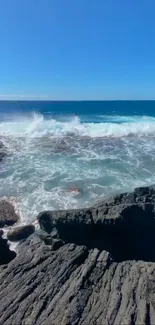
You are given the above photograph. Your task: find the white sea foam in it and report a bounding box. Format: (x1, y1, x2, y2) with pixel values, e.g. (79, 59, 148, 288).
(1, 112, 155, 229)
(0, 112, 155, 139)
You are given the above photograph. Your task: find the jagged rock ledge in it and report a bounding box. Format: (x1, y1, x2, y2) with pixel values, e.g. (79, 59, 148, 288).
(0, 186, 155, 324)
(38, 185, 155, 262)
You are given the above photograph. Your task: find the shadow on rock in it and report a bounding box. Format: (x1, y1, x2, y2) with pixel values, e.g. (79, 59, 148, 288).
(0, 234, 16, 265)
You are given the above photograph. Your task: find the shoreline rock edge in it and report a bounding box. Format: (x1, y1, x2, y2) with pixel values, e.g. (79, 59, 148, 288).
(0, 186, 155, 324)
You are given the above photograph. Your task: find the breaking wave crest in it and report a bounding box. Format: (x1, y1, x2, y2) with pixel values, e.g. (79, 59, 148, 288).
(1, 110, 155, 228)
(0, 112, 155, 138)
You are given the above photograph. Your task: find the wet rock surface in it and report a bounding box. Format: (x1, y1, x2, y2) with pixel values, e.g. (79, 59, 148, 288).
(1, 186, 155, 324)
(0, 200, 19, 227)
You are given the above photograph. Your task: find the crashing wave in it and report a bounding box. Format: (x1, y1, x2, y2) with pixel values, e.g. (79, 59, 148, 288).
(0, 112, 155, 138)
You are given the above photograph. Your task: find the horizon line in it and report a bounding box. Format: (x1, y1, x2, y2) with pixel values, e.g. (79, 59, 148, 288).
(0, 98, 155, 102)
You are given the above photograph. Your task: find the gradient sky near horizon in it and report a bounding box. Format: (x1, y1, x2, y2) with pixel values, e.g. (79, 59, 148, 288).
(0, 0, 155, 100)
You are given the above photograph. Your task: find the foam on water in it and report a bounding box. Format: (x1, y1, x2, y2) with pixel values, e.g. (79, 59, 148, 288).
(1, 112, 155, 227)
(1, 112, 155, 138)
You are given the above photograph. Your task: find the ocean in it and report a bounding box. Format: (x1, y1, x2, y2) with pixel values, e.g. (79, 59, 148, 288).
(0, 100, 155, 226)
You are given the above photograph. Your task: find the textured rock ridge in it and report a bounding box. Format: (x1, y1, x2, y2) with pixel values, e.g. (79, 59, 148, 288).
(1, 186, 155, 324)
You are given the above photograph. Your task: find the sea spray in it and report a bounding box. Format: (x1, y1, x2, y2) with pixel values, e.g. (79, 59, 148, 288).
(0, 110, 155, 226)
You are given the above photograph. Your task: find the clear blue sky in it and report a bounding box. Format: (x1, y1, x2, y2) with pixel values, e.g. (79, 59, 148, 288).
(0, 0, 155, 100)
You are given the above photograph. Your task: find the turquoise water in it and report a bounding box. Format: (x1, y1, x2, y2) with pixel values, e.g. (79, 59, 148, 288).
(0, 100, 155, 224)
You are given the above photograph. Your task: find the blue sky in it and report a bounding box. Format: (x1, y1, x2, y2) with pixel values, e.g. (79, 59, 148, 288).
(0, 0, 155, 100)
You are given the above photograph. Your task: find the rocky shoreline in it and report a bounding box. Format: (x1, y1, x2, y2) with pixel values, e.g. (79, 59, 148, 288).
(1, 186, 155, 324)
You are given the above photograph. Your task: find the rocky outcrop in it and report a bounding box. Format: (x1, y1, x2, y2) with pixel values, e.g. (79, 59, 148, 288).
(38, 186, 155, 262)
(0, 234, 155, 324)
(7, 224, 35, 241)
(0, 200, 19, 227)
(0, 231, 16, 265)
(0, 186, 155, 324)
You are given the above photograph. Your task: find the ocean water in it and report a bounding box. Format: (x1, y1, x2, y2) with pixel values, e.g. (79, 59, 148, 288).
(0, 100, 155, 226)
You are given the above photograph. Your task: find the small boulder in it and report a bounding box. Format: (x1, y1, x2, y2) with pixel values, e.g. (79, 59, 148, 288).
(7, 224, 35, 242)
(0, 200, 19, 227)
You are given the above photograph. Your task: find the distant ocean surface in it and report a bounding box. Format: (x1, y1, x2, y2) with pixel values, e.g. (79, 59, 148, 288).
(0, 100, 155, 226)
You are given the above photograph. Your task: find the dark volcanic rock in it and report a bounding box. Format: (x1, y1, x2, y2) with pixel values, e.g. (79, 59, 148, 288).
(0, 235, 16, 265)
(7, 224, 35, 241)
(38, 208, 94, 247)
(0, 233, 155, 324)
(1, 186, 155, 324)
(38, 186, 155, 262)
(0, 200, 19, 227)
